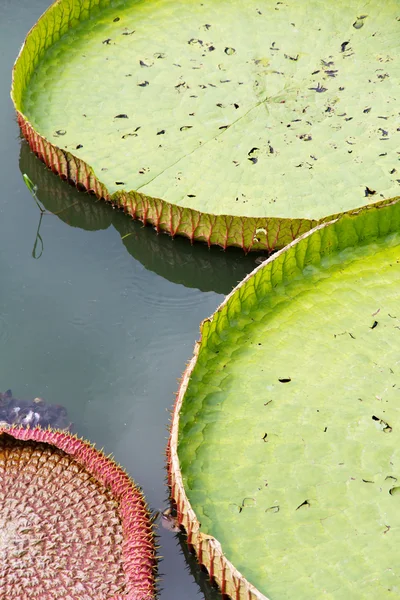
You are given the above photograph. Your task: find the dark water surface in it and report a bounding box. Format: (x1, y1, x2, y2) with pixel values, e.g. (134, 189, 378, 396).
(0, 1, 258, 598)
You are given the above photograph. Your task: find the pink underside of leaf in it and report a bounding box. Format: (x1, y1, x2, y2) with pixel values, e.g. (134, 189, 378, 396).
(1, 425, 157, 599)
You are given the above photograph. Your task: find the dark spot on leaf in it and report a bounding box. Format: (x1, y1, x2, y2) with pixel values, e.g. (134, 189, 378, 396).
(224, 47, 236, 55)
(114, 114, 128, 119)
(121, 127, 140, 139)
(278, 378, 291, 383)
(265, 505, 279, 513)
(157, 130, 165, 135)
(389, 487, 400, 496)
(284, 53, 299, 61)
(390, 169, 396, 174)
(138, 81, 149, 87)
(55, 130, 66, 136)
(115, 181, 125, 185)
(321, 59, 334, 67)
(341, 41, 350, 52)
(154, 52, 165, 59)
(379, 128, 389, 137)
(309, 83, 327, 93)
(299, 134, 312, 141)
(248, 157, 258, 164)
(362, 479, 374, 483)
(187, 194, 196, 198)
(113, 17, 120, 22)
(208, 45, 215, 52)
(102, 39, 112, 45)
(248, 148, 259, 156)
(312, 70, 320, 75)
(234, 103, 239, 109)
(140, 60, 151, 67)
(122, 30, 135, 36)
(325, 70, 338, 77)
(262, 433, 268, 442)
(204, 24, 211, 30)
(365, 187, 377, 197)
(180, 126, 193, 131)
(296, 500, 310, 510)
(372, 415, 392, 433)
(219, 125, 229, 130)
(324, 427, 328, 432)
(188, 38, 203, 46)
(371, 320, 378, 329)
(339, 86, 345, 91)
(75, 144, 83, 149)
(269, 145, 274, 154)
(363, 107, 371, 113)
(353, 15, 367, 29)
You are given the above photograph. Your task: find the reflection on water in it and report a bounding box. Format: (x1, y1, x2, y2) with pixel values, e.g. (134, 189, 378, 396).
(20, 140, 260, 294)
(178, 532, 224, 600)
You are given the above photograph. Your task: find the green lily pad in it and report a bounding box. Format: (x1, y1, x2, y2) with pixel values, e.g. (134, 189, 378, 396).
(12, 0, 400, 250)
(169, 199, 400, 599)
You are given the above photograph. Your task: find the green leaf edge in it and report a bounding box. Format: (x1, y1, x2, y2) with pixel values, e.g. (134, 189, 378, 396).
(167, 197, 400, 600)
(10, 0, 399, 252)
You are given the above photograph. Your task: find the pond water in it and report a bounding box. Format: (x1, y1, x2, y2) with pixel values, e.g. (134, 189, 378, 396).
(0, 1, 258, 597)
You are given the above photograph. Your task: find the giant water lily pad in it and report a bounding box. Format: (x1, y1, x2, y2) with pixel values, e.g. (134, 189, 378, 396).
(0, 425, 156, 599)
(169, 199, 400, 599)
(12, 0, 400, 250)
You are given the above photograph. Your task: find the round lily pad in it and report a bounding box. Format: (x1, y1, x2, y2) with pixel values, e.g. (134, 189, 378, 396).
(169, 199, 400, 599)
(0, 425, 156, 599)
(12, 0, 400, 250)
